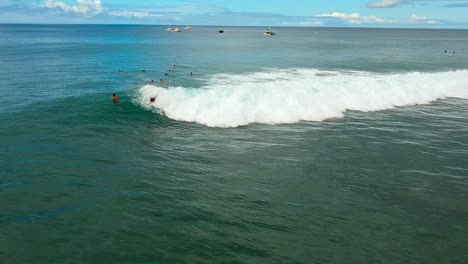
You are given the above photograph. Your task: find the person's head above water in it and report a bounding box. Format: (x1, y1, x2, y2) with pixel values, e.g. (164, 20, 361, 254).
(112, 93, 119, 102)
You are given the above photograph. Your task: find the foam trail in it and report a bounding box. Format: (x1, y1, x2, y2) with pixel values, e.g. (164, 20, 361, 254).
(135, 68, 468, 127)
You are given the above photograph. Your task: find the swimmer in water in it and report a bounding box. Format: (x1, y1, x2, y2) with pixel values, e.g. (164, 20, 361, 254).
(160, 79, 164, 82)
(112, 93, 119, 103)
(150, 96, 156, 103)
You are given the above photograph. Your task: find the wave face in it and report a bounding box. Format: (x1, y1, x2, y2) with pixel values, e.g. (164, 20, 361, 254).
(135, 69, 468, 127)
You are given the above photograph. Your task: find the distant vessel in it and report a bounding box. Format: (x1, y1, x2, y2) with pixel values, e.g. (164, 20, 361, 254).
(219, 27, 224, 33)
(264, 25, 275, 36)
(166, 27, 181, 32)
(184, 26, 192, 31)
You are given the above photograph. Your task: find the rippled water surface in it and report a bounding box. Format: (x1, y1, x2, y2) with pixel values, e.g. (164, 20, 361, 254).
(1, 25, 468, 263)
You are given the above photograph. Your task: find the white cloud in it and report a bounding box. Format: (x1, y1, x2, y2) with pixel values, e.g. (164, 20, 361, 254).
(44, 0, 103, 16)
(368, 0, 468, 8)
(367, 0, 406, 8)
(410, 14, 439, 24)
(280, 19, 324, 27)
(318, 12, 395, 24)
(298, 20, 324, 26)
(108, 10, 161, 18)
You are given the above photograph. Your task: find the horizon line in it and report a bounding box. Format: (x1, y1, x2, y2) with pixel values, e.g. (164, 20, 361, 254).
(1, 22, 467, 30)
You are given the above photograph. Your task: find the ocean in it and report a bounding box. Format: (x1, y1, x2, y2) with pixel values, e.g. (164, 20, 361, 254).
(0, 24, 468, 263)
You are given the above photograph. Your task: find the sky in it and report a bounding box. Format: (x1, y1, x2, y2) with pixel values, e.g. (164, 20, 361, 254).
(1, 0, 468, 28)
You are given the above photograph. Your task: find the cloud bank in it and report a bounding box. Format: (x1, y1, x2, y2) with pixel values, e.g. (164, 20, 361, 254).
(410, 14, 440, 24)
(318, 12, 395, 24)
(108, 10, 159, 18)
(318, 12, 440, 26)
(44, 0, 103, 16)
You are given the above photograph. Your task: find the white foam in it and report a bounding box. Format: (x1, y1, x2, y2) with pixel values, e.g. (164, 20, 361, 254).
(135, 68, 468, 127)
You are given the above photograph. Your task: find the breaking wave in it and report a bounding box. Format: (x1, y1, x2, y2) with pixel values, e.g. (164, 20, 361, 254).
(135, 68, 468, 127)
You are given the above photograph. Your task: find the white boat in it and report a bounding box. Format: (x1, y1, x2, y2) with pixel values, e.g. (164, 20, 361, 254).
(264, 26, 275, 36)
(166, 27, 181, 32)
(184, 26, 192, 31)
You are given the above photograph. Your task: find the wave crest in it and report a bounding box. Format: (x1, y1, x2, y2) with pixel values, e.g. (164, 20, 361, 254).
(135, 68, 468, 127)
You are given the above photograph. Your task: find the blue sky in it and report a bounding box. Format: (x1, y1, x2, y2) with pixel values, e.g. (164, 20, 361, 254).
(1, 0, 468, 28)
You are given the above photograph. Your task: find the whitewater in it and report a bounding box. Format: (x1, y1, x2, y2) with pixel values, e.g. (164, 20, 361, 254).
(136, 68, 468, 127)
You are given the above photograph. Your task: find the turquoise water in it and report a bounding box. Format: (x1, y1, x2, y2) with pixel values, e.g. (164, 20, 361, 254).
(1, 25, 468, 263)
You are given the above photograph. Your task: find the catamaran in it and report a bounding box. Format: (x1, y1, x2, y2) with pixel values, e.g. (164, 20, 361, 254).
(166, 27, 181, 32)
(264, 25, 275, 36)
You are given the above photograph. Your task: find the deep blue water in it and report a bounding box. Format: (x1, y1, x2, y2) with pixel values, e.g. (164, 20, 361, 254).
(1, 24, 468, 263)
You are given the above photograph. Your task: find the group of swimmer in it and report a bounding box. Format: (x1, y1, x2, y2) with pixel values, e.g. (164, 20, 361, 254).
(158, 64, 176, 83)
(113, 64, 194, 104)
(444, 50, 455, 54)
